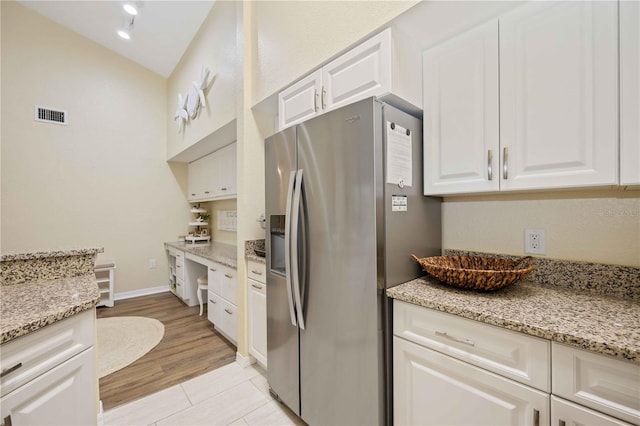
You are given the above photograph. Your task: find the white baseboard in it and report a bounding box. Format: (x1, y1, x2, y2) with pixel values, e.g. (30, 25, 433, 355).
(114, 286, 169, 301)
(236, 352, 256, 368)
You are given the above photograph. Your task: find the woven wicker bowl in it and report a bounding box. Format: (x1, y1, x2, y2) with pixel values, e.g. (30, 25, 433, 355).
(411, 255, 535, 291)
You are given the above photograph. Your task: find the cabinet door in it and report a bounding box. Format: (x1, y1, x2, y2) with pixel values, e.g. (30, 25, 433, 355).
(422, 20, 499, 195)
(207, 264, 222, 295)
(187, 157, 207, 201)
(278, 70, 322, 131)
(393, 337, 549, 426)
(214, 143, 237, 198)
(207, 290, 222, 327)
(322, 29, 391, 113)
(0, 349, 96, 426)
(248, 279, 267, 367)
(620, 0, 640, 186)
(219, 265, 237, 305)
(552, 396, 634, 426)
(499, 1, 618, 191)
(218, 297, 237, 344)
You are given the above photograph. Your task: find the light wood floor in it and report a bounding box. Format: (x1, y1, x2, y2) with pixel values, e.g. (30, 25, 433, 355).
(97, 292, 236, 410)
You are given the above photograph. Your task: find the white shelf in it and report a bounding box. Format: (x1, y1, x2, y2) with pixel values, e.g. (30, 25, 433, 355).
(190, 208, 207, 213)
(95, 262, 116, 308)
(185, 235, 211, 243)
(188, 221, 209, 226)
(96, 277, 110, 284)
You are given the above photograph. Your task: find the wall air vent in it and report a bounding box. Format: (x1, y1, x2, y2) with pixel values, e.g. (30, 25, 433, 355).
(34, 105, 67, 125)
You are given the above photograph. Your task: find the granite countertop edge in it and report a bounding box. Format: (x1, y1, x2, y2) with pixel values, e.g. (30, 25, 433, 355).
(1, 247, 104, 261)
(246, 254, 266, 264)
(387, 277, 640, 365)
(165, 241, 238, 269)
(1, 274, 100, 344)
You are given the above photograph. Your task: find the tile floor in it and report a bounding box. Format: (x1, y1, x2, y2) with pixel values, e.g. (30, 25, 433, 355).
(101, 362, 304, 426)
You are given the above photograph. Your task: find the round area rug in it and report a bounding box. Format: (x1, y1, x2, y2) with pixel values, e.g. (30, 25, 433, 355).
(97, 316, 165, 378)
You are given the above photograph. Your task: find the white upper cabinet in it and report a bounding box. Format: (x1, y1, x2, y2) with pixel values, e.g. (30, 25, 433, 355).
(423, 21, 499, 195)
(423, 1, 622, 195)
(278, 28, 417, 131)
(499, 1, 618, 191)
(278, 70, 322, 131)
(187, 142, 237, 202)
(620, 0, 640, 186)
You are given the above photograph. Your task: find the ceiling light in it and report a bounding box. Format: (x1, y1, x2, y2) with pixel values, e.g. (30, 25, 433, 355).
(117, 30, 131, 40)
(123, 4, 138, 16)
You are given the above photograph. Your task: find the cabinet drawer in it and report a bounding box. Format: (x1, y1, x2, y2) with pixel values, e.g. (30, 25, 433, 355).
(552, 396, 633, 426)
(175, 277, 185, 298)
(394, 336, 550, 426)
(0, 310, 95, 398)
(247, 260, 266, 284)
(175, 259, 185, 280)
(552, 342, 640, 425)
(218, 298, 237, 344)
(207, 264, 221, 295)
(219, 264, 237, 305)
(207, 291, 222, 326)
(394, 300, 550, 391)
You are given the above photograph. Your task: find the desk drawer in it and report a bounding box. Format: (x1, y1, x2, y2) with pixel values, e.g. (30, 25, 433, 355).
(175, 259, 185, 280)
(394, 300, 550, 391)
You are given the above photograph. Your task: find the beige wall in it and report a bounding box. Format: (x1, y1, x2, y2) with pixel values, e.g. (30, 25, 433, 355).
(1, 2, 190, 293)
(252, 0, 418, 104)
(167, 0, 237, 160)
(201, 199, 237, 245)
(443, 190, 640, 267)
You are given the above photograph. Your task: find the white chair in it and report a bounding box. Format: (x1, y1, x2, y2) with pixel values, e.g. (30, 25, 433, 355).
(196, 275, 208, 316)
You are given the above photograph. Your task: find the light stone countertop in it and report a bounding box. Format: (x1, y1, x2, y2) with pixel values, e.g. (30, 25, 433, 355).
(1, 247, 103, 262)
(0, 274, 99, 344)
(246, 254, 266, 264)
(387, 277, 640, 364)
(165, 241, 237, 269)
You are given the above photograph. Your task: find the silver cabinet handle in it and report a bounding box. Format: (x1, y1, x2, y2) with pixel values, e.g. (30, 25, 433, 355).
(321, 87, 327, 109)
(224, 273, 232, 279)
(251, 270, 263, 275)
(221, 187, 227, 191)
(559, 420, 565, 426)
(487, 149, 493, 181)
(503, 147, 509, 179)
(314, 89, 318, 111)
(209, 299, 217, 304)
(176, 283, 181, 287)
(435, 331, 475, 347)
(533, 409, 539, 426)
(2, 415, 12, 426)
(191, 193, 196, 196)
(224, 308, 232, 315)
(1, 362, 23, 378)
(291, 169, 305, 330)
(176, 265, 181, 268)
(204, 191, 210, 194)
(251, 283, 263, 290)
(209, 268, 216, 272)
(284, 171, 297, 327)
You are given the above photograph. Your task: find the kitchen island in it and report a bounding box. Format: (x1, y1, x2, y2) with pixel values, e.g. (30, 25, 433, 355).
(0, 247, 102, 426)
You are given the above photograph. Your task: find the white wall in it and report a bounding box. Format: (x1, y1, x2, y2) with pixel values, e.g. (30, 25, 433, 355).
(201, 199, 237, 245)
(167, 0, 237, 160)
(442, 190, 640, 267)
(1, 1, 190, 292)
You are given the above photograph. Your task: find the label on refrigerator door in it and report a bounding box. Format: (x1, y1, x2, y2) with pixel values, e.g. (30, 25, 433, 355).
(386, 121, 412, 188)
(391, 195, 408, 212)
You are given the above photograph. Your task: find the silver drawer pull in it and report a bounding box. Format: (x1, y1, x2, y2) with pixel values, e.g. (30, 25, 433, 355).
(487, 149, 493, 181)
(224, 308, 232, 315)
(209, 268, 216, 272)
(176, 265, 181, 268)
(221, 187, 228, 191)
(224, 273, 232, 279)
(251, 270, 263, 275)
(251, 283, 263, 290)
(209, 299, 217, 304)
(503, 147, 509, 180)
(1, 362, 23, 378)
(435, 331, 475, 347)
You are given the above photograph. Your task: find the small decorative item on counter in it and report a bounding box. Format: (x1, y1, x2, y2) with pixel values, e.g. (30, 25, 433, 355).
(411, 254, 535, 291)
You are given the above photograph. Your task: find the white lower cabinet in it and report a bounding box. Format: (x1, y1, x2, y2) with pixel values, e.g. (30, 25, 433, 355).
(0, 310, 97, 426)
(1, 349, 96, 426)
(206, 260, 237, 345)
(394, 337, 549, 426)
(248, 260, 267, 367)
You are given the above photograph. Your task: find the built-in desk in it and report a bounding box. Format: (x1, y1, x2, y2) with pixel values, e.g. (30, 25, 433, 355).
(164, 242, 238, 344)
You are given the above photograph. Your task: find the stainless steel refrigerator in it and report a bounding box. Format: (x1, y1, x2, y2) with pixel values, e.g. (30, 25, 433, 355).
(265, 97, 441, 425)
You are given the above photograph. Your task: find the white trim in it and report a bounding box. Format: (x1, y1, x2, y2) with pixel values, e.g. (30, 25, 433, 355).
(236, 352, 256, 368)
(114, 286, 169, 301)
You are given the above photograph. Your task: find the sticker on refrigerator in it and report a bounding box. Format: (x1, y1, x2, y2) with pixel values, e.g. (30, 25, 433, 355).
(391, 195, 408, 212)
(386, 121, 412, 188)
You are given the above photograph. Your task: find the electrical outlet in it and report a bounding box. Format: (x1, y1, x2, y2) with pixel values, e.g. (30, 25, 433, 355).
(149, 258, 157, 269)
(524, 229, 546, 255)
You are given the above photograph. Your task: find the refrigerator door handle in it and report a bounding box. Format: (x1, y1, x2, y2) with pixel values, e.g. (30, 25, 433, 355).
(291, 169, 306, 330)
(284, 170, 298, 327)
